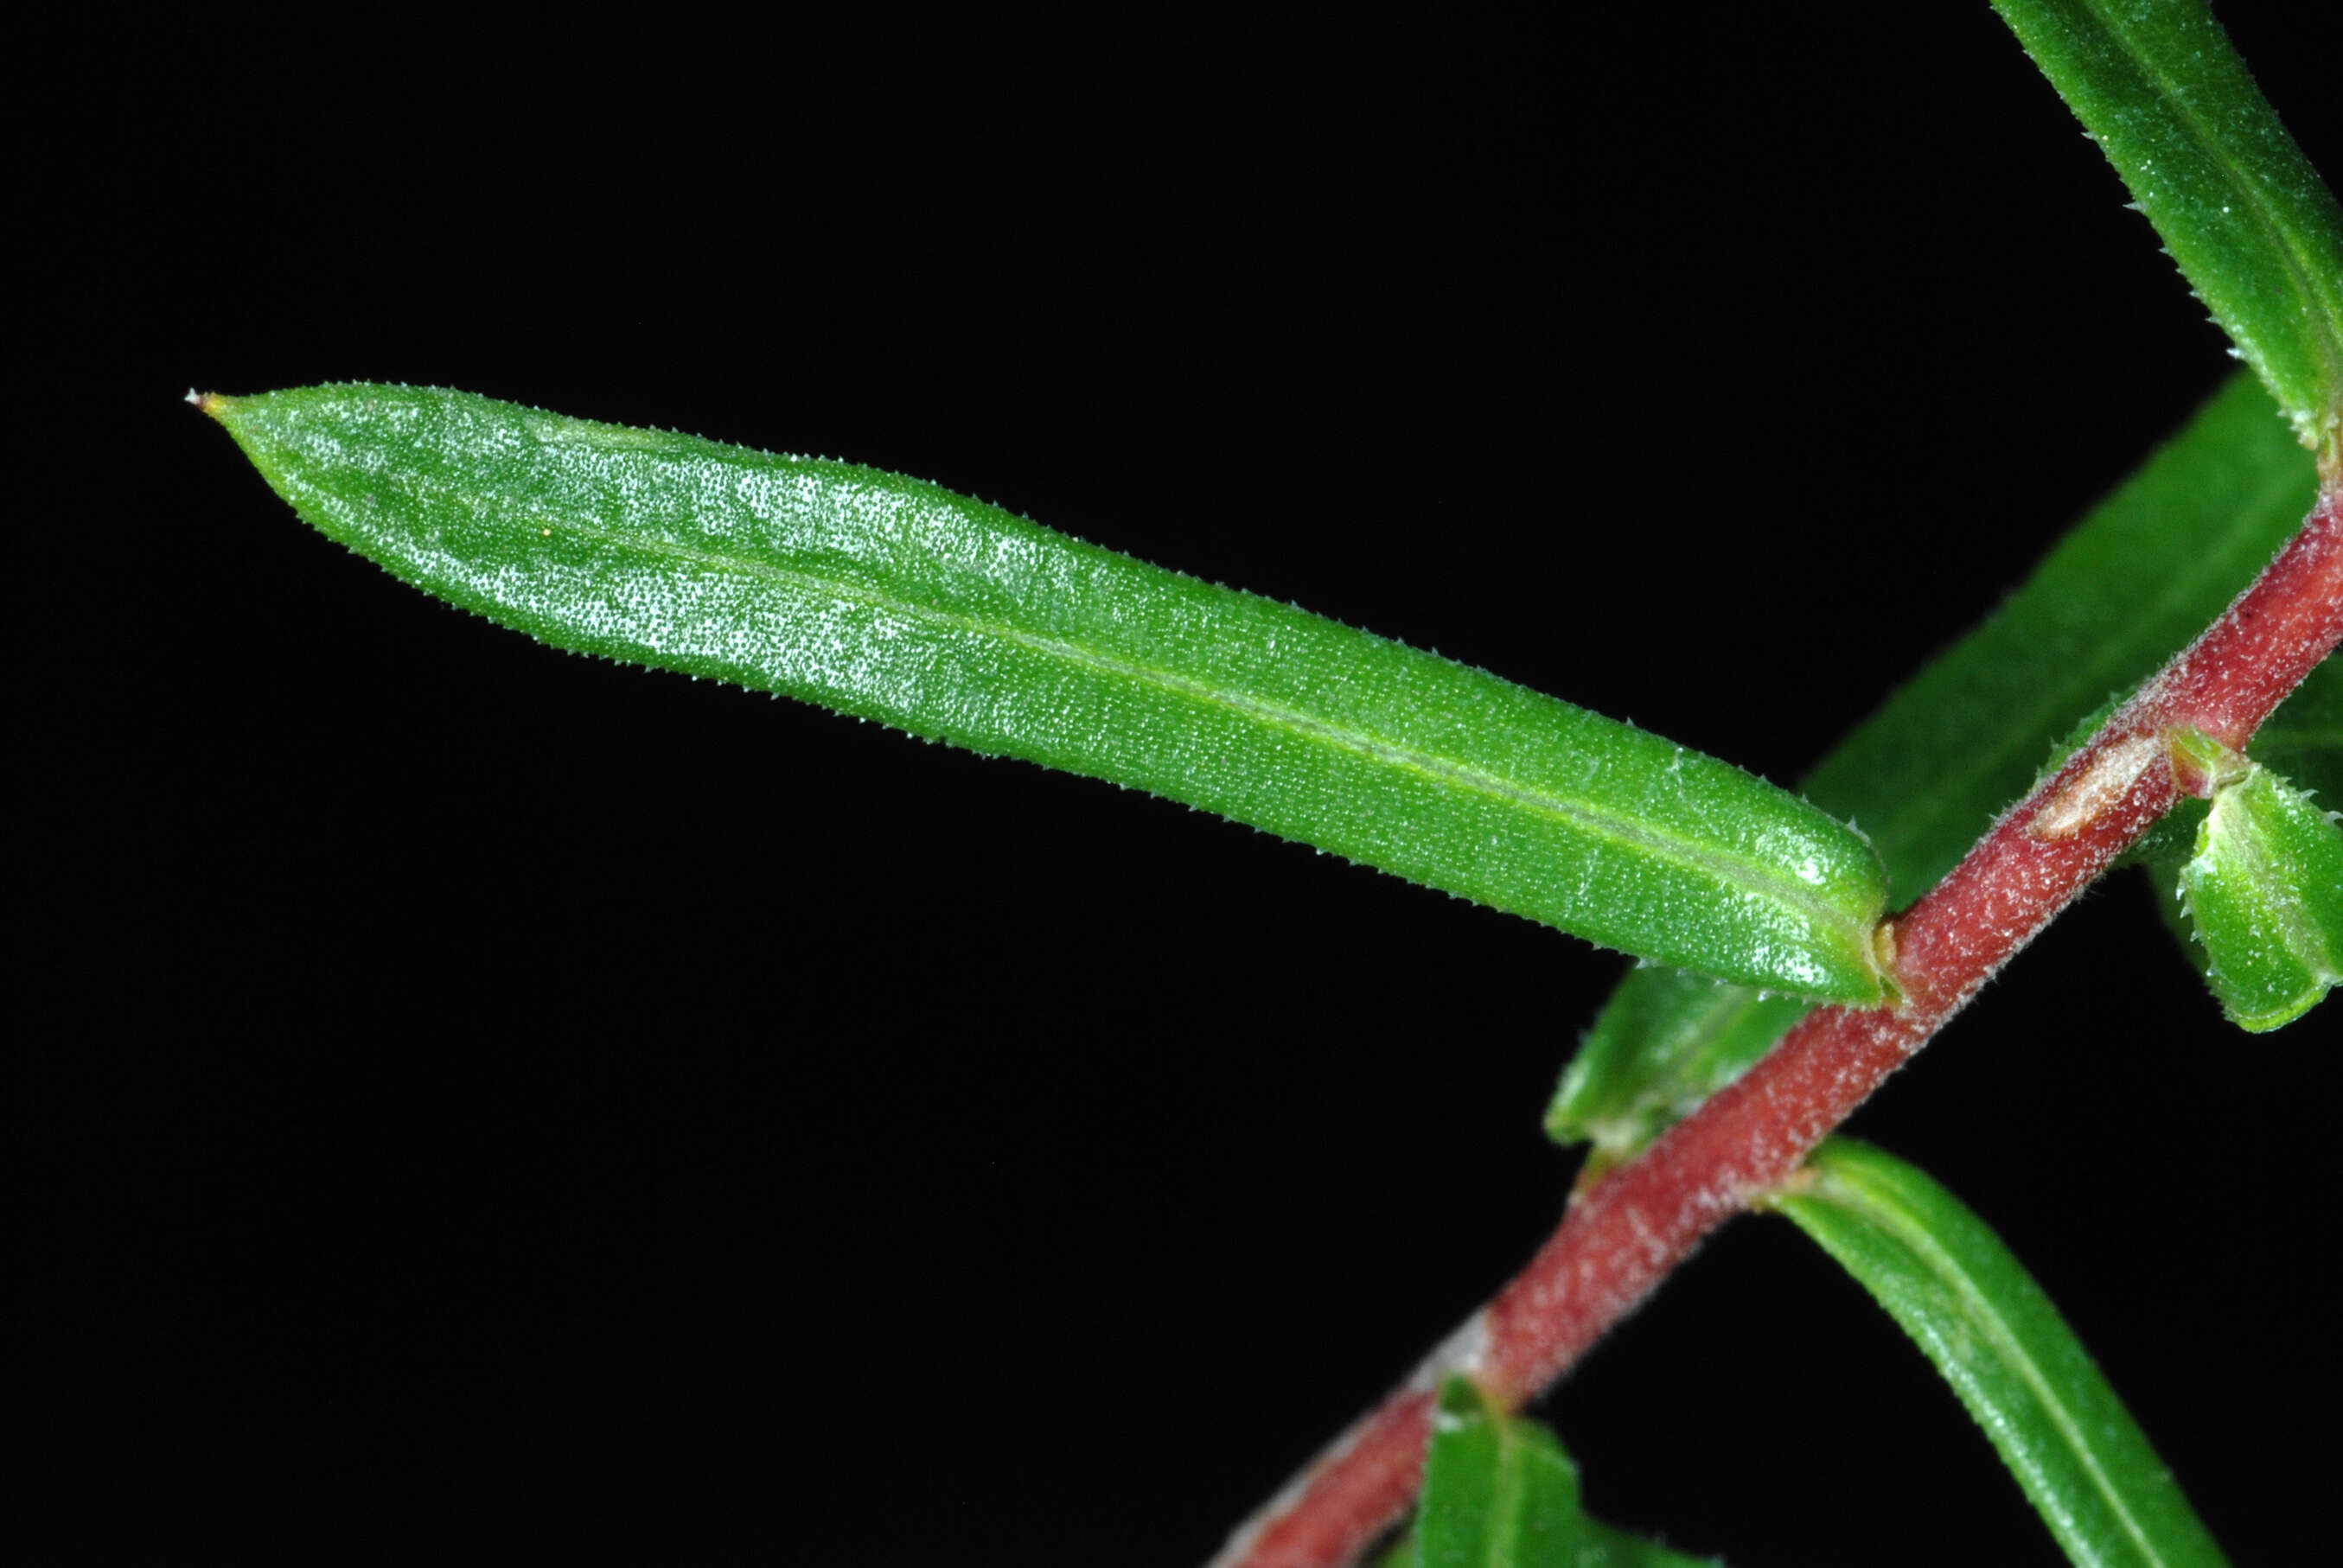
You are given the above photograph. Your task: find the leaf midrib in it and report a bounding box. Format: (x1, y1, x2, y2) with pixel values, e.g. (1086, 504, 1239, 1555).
(1810, 1167, 2174, 1568)
(502, 506, 1869, 947)
(276, 421, 1899, 966)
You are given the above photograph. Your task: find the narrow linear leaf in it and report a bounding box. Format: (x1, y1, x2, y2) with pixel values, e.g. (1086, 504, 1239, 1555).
(1762, 1140, 2228, 1568)
(2171, 729, 2343, 1030)
(1418, 1378, 1580, 1568)
(1992, 0, 2343, 458)
(1544, 969, 1804, 1158)
(1414, 1379, 1720, 1568)
(201, 384, 1888, 1000)
(1549, 374, 2316, 1152)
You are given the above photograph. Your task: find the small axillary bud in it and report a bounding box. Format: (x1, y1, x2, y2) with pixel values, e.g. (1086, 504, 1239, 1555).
(1871, 918, 1900, 991)
(2166, 725, 2250, 800)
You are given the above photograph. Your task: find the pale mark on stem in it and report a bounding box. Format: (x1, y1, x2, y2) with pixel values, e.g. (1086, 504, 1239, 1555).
(2030, 733, 2166, 842)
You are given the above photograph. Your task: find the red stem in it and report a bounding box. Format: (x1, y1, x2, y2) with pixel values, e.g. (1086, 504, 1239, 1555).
(1214, 487, 2343, 1568)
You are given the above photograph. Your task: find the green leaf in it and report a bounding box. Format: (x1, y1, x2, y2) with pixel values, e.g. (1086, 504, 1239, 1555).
(1763, 1140, 2229, 1568)
(1543, 968, 1805, 1158)
(1414, 1380, 1720, 1568)
(1991, 0, 2343, 458)
(201, 383, 1888, 1000)
(1548, 374, 2317, 1151)
(2129, 661, 2330, 980)
(1418, 1379, 1580, 1568)
(2172, 730, 2343, 1030)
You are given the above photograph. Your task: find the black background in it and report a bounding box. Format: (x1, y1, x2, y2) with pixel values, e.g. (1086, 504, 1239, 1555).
(14, 6, 2338, 1563)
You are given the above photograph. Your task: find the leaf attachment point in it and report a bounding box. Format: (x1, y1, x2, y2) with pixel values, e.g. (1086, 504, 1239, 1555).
(1547, 377, 2318, 1157)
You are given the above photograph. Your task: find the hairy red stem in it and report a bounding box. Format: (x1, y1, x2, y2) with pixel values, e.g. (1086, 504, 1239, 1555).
(1215, 488, 2343, 1568)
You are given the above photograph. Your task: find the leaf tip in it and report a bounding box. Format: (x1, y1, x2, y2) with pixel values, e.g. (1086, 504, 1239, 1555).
(186, 388, 237, 421)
